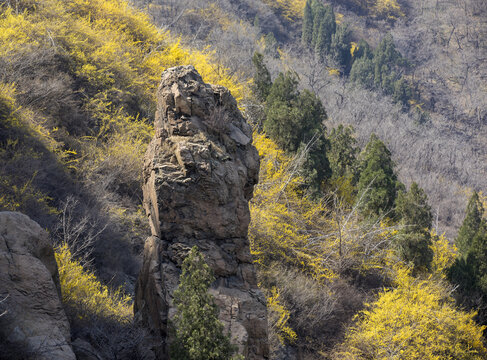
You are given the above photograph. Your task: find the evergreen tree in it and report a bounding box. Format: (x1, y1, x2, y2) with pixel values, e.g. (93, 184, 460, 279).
(356, 134, 399, 218)
(302, 0, 314, 46)
(395, 182, 432, 232)
(265, 72, 322, 152)
(353, 39, 372, 60)
(330, 23, 352, 72)
(311, 0, 326, 48)
(456, 192, 484, 255)
(392, 78, 411, 108)
(349, 55, 375, 88)
(252, 52, 272, 102)
(314, 18, 326, 59)
(264, 72, 331, 190)
(327, 124, 358, 180)
(373, 34, 403, 90)
(313, 5, 336, 60)
(395, 182, 433, 271)
(448, 192, 487, 324)
(170, 247, 236, 360)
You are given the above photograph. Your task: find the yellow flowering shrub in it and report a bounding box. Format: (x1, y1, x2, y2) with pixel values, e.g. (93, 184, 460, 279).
(371, 0, 404, 19)
(0, 0, 245, 216)
(250, 133, 398, 282)
(55, 243, 132, 323)
(267, 287, 298, 344)
(262, 0, 306, 21)
(430, 230, 457, 277)
(334, 266, 487, 360)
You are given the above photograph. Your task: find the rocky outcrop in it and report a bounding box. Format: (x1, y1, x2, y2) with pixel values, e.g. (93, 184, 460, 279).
(135, 66, 268, 359)
(0, 212, 75, 360)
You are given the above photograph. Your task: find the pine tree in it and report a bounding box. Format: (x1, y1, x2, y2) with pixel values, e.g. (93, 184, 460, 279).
(252, 52, 272, 102)
(311, 1, 326, 48)
(170, 247, 236, 360)
(448, 192, 487, 323)
(312, 4, 336, 60)
(373, 34, 403, 90)
(392, 78, 411, 108)
(264, 72, 331, 190)
(395, 182, 433, 271)
(349, 55, 375, 88)
(356, 134, 399, 218)
(330, 23, 352, 72)
(322, 5, 336, 51)
(456, 192, 484, 255)
(265, 72, 321, 152)
(302, 0, 314, 46)
(314, 18, 326, 59)
(328, 124, 358, 181)
(395, 182, 432, 232)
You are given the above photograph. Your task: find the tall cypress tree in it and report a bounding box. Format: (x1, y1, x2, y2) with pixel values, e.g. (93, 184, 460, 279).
(356, 134, 399, 218)
(395, 182, 433, 271)
(264, 71, 331, 190)
(328, 124, 358, 181)
(311, 4, 336, 60)
(311, 1, 326, 48)
(448, 192, 487, 324)
(302, 0, 314, 46)
(456, 192, 484, 255)
(331, 23, 352, 72)
(170, 247, 237, 360)
(322, 5, 336, 51)
(251, 52, 272, 102)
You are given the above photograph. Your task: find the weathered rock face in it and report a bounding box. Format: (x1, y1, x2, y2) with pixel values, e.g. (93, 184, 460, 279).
(135, 66, 268, 359)
(0, 211, 75, 360)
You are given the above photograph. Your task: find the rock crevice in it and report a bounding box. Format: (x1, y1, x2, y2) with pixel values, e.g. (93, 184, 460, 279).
(135, 66, 268, 359)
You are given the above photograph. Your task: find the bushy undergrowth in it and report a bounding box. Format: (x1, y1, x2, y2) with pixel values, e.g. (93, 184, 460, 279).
(55, 243, 132, 323)
(334, 266, 487, 360)
(0, 0, 244, 218)
(250, 132, 487, 358)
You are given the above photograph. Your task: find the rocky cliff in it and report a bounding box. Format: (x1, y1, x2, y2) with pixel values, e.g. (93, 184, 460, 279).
(134, 66, 268, 359)
(0, 212, 75, 360)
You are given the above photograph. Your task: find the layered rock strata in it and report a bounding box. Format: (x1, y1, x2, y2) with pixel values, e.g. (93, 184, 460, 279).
(0, 211, 75, 360)
(134, 66, 268, 359)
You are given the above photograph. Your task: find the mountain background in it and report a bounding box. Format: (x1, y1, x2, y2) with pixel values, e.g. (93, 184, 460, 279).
(132, 0, 487, 238)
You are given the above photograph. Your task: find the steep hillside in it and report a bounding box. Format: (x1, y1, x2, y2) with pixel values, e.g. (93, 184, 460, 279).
(0, 0, 246, 355)
(133, 0, 487, 237)
(2, 0, 487, 359)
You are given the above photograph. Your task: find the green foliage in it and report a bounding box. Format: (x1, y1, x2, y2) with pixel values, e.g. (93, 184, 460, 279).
(264, 71, 331, 189)
(302, 0, 337, 61)
(302, 0, 313, 46)
(456, 192, 484, 256)
(396, 182, 433, 232)
(356, 134, 399, 218)
(394, 183, 433, 272)
(350, 34, 413, 107)
(392, 78, 411, 108)
(252, 52, 272, 102)
(449, 192, 487, 314)
(331, 23, 352, 72)
(170, 247, 237, 360)
(327, 125, 358, 181)
(349, 55, 375, 88)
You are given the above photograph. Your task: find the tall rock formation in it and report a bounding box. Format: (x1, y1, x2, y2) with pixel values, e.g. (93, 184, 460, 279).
(0, 211, 75, 360)
(135, 66, 268, 359)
